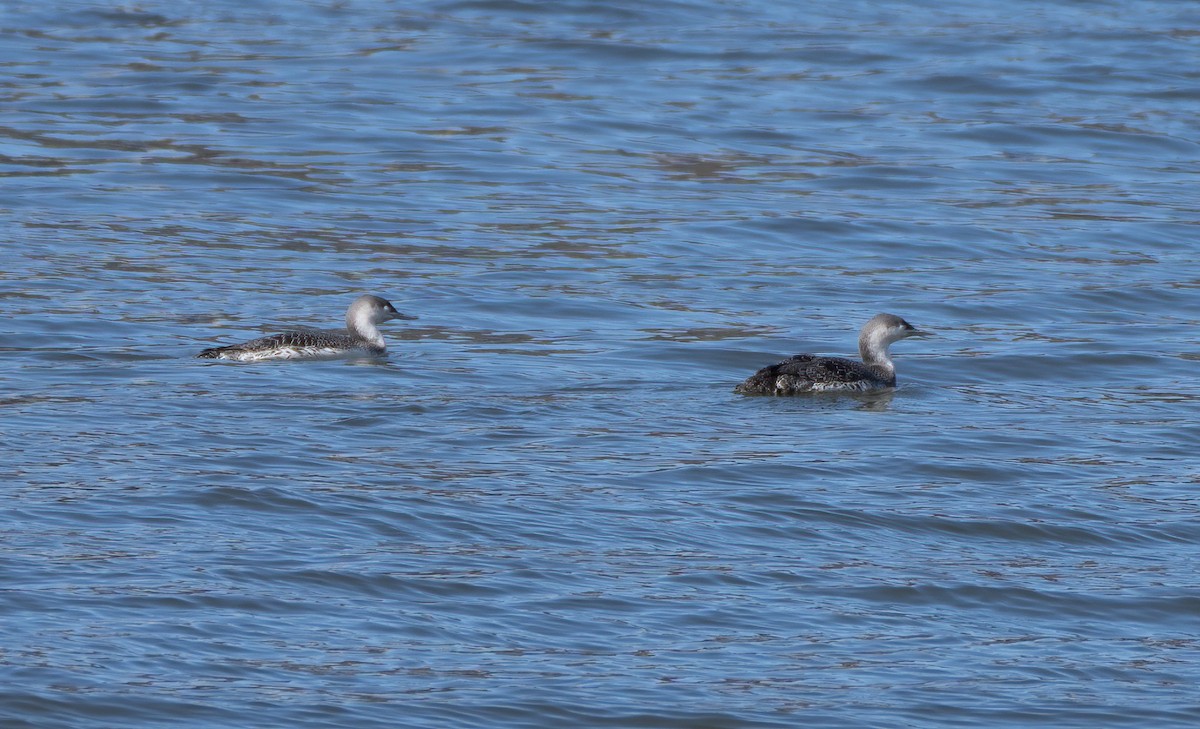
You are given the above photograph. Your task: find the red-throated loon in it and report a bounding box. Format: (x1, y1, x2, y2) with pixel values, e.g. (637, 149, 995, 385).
(735, 313, 931, 395)
(197, 294, 413, 362)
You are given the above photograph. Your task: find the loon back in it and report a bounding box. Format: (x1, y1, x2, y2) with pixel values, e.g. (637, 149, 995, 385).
(196, 329, 380, 361)
(734, 354, 894, 395)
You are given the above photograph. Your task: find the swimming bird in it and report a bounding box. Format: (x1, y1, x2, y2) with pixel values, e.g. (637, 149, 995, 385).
(197, 294, 413, 361)
(735, 313, 931, 395)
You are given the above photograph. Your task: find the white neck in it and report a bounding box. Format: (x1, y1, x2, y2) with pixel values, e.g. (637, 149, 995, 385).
(347, 307, 385, 348)
(858, 329, 895, 373)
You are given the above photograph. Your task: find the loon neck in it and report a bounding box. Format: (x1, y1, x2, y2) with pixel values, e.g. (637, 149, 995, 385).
(858, 333, 895, 374)
(347, 309, 385, 348)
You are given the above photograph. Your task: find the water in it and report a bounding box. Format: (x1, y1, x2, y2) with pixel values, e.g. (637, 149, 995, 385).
(3, 1, 1200, 727)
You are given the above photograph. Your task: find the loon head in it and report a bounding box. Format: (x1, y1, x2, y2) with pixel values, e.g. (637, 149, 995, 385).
(344, 295, 416, 346)
(348, 294, 416, 328)
(867, 313, 930, 343)
(858, 313, 931, 366)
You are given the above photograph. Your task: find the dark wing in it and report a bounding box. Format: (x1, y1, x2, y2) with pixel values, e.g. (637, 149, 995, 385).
(735, 354, 875, 395)
(774, 355, 873, 382)
(196, 328, 356, 358)
(254, 329, 357, 349)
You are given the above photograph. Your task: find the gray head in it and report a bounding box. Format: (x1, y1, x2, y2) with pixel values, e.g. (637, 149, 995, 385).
(858, 313, 931, 367)
(346, 294, 415, 328)
(345, 295, 415, 346)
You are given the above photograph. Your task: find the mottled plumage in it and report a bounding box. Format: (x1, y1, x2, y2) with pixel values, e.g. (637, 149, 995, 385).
(198, 329, 378, 361)
(735, 313, 930, 395)
(735, 354, 892, 395)
(197, 294, 412, 362)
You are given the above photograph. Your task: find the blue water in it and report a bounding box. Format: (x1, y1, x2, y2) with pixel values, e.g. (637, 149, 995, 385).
(3, 1, 1200, 727)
